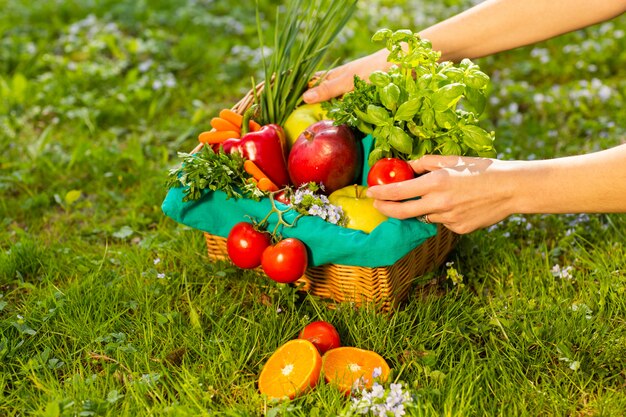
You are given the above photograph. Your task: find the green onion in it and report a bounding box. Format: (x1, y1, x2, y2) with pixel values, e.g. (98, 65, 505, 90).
(256, 0, 357, 126)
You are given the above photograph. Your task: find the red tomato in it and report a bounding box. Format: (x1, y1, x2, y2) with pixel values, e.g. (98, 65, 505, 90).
(226, 222, 271, 269)
(299, 321, 341, 354)
(367, 157, 415, 186)
(261, 238, 308, 283)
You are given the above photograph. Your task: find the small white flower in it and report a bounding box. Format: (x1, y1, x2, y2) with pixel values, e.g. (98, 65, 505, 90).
(153, 258, 161, 265)
(138, 59, 153, 72)
(551, 264, 574, 280)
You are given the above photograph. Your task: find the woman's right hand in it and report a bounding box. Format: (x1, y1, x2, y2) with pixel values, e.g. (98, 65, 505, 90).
(302, 48, 391, 104)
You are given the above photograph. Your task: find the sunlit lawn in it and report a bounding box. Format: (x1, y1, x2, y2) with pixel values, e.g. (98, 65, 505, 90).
(1, 1, 625, 415)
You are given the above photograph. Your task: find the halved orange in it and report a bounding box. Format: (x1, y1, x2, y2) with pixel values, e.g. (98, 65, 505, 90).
(258, 339, 322, 400)
(321, 346, 390, 394)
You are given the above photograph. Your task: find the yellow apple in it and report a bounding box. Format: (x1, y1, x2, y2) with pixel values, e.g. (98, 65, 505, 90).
(284, 102, 328, 149)
(328, 185, 388, 234)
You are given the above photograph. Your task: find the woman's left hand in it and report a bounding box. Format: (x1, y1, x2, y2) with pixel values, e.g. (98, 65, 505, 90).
(366, 155, 519, 234)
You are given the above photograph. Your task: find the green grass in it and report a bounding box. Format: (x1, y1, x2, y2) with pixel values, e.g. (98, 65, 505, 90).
(1, 0, 626, 415)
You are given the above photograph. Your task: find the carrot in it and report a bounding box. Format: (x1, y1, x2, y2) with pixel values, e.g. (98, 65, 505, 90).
(219, 109, 243, 129)
(210, 117, 240, 132)
(249, 119, 262, 132)
(198, 129, 239, 144)
(258, 177, 279, 192)
(243, 159, 269, 182)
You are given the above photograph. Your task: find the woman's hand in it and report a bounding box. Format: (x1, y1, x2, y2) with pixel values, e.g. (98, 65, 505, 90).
(366, 155, 519, 234)
(302, 48, 391, 104)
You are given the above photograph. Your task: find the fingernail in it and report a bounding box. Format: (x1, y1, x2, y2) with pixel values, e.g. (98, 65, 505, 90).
(303, 90, 318, 103)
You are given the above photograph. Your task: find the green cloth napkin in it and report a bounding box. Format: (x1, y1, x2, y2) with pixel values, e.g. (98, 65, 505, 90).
(161, 135, 437, 268)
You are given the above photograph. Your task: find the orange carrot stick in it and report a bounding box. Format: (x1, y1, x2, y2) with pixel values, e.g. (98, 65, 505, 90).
(198, 130, 239, 144)
(243, 159, 269, 181)
(258, 177, 279, 192)
(210, 117, 240, 132)
(249, 119, 262, 132)
(219, 109, 243, 129)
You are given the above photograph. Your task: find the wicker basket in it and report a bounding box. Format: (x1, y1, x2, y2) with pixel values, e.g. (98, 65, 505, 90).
(194, 88, 459, 310)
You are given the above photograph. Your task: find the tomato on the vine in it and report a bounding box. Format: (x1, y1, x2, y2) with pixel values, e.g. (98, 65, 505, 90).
(367, 157, 415, 186)
(261, 238, 308, 283)
(226, 222, 271, 269)
(299, 321, 341, 354)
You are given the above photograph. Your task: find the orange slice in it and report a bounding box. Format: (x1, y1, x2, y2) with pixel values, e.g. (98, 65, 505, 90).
(321, 346, 390, 394)
(258, 339, 322, 400)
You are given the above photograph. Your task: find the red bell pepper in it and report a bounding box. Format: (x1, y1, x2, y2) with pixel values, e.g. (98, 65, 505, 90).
(221, 123, 290, 188)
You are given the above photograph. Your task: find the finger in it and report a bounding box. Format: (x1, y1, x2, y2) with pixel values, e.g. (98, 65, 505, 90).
(366, 174, 435, 202)
(409, 155, 463, 175)
(302, 75, 354, 103)
(373, 196, 438, 220)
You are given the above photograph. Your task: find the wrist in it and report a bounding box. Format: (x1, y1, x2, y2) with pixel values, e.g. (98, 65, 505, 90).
(496, 159, 543, 216)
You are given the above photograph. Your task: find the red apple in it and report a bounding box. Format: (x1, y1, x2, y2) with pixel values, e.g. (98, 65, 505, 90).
(287, 120, 361, 194)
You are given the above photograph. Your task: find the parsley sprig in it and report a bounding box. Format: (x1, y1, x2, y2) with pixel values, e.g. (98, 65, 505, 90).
(326, 28, 497, 166)
(166, 146, 264, 202)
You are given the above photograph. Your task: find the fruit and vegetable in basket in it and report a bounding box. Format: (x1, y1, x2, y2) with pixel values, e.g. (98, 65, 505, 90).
(226, 222, 271, 269)
(367, 157, 415, 186)
(284, 102, 329, 149)
(261, 237, 308, 284)
(328, 185, 388, 234)
(166, 2, 498, 288)
(222, 120, 291, 188)
(287, 120, 362, 194)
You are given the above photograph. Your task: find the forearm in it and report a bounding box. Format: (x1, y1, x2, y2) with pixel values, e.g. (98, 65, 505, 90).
(512, 144, 626, 214)
(419, 0, 626, 61)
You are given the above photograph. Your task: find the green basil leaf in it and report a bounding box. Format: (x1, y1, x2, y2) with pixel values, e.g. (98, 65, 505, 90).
(394, 98, 421, 121)
(368, 147, 385, 166)
(372, 28, 392, 42)
(432, 83, 464, 112)
(355, 120, 374, 135)
(391, 29, 413, 43)
(380, 83, 401, 112)
(389, 126, 414, 154)
(477, 148, 498, 158)
(369, 71, 391, 87)
(404, 75, 417, 97)
(417, 73, 432, 90)
(443, 67, 464, 81)
(463, 86, 487, 115)
(406, 120, 429, 138)
(461, 125, 494, 151)
(465, 69, 490, 89)
(367, 105, 393, 126)
(441, 139, 462, 155)
(354, 107, 378, 125)
(459, 58, 474, 69)
(434, 109, 457, 130)
(421, 107, 435, 130)
(413, 139, 434, 158)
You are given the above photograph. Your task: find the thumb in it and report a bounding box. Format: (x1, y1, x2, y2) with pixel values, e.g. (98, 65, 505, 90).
(302, 76, 353, 104)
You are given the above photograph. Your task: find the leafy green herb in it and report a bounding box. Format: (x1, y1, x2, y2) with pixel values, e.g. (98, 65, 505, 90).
(166, 147, 264, 202)
(256, 0, 357, 126)
(327, 28, 497, 165)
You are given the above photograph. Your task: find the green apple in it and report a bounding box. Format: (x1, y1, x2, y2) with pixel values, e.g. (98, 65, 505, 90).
(284, 102, 328, 149)
(328, 185, 388, 234)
